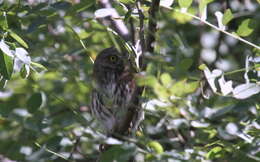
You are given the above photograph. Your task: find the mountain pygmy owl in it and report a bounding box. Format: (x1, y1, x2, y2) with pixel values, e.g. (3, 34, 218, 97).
(91, 47, 142, 135)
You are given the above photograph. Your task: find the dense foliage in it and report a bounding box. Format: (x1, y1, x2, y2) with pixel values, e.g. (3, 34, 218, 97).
(0, 0, 259, 162)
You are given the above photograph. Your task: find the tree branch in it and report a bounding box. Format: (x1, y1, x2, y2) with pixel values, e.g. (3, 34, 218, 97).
(136, 0, 145, 54)
(146, 0, 160, 53)
(98, 0, 131, 42)
(126, 5, 136, 45)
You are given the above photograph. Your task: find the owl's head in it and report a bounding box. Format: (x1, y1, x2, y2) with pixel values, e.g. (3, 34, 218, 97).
(93, 47, 125, 73)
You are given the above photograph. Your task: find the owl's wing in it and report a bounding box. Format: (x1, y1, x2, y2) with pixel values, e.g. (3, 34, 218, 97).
(91, 90, 116, 134)
(116, 72, 143, 135)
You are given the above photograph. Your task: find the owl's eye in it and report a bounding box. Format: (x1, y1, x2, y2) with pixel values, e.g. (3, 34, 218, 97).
(109, 55, 118, 62)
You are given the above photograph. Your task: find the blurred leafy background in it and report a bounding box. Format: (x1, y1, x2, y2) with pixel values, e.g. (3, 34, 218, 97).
(0, 0, 259, 162)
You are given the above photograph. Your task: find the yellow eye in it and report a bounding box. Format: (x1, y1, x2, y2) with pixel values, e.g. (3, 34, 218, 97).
(109, 55, 117, 62)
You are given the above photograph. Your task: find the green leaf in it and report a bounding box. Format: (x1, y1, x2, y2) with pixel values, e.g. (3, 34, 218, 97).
(236, 19, 255, 37)
(27, 93, 43, 113)
(124, 10, 132, 22)
(199, 64, 207, 70)
(9, 31, 29, 48)
(100, 145, 135, 162)
(119, 0, 134, 4)
(199, 0, 214, 14)
(0, 51, 13, 80)
(170, 80, 199, 97)
(172, 7, 196, 24)
(31, 61, 48, 72)
(160, 73, 172, 87)
(146, 62, 156, 75)
(206, 146, 223, 159)
(222, 9, 234, 25)
(179, 58, 193, 71)
(154, 83, 169, 99)
(0, 12, 8, 29)
(136, 75, 158, 87)
(148, 141, 164, 154)
(203, 129, 218, 139)
(178, 0, 193, 8)
(0, 78, 7, 89)
(20, 64, 27, 78)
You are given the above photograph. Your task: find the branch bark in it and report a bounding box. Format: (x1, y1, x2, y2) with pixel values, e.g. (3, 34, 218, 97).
(136, 0, 145, 55)
(146, 0, 160, 53)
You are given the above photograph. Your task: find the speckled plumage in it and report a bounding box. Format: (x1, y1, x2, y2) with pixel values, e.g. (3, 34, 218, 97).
(91, 47, 142, 135)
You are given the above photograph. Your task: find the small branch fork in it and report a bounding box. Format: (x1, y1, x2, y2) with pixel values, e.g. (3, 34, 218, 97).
(98, 0, 131, 42)
(97, 0, 161, 53)
(97, 0, 161, 71)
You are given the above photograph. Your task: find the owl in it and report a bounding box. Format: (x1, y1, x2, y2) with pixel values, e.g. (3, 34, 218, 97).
(91, 47, 143, 136)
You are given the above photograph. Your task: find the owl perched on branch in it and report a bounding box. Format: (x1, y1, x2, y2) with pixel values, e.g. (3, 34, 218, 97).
(91, 47, 143, 136)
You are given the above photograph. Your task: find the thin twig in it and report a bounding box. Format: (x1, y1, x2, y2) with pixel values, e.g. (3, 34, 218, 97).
(65, 23, 94, 63)
(125, 5, 136, 45)
(182, 10, 260, 50)
(136, 0, 145, 54)
(98, 0, 131, 42)
(161, 6, 260, 50)
(146, 0, 160, 53)
(69, 137, 81, 160)
(34, 142, 69, 161)
(112, 134, 148, 152)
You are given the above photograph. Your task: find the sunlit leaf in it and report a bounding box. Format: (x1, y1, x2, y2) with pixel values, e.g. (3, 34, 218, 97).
(236, 19, 254, 37)
(148, 141, 164, 154)
(200, 4, 207, 21)
(0, 12, 8, 29)
(172, 7, 196, 24)
(160, 0, 174, 8)
(105, 137, 123, 145)
(0, 40, 13, 57)
(225, 122, 238, 135)
(199, 64, 207, 70)
(178, 0, 193, 9)
(233, 83, 260, 99)
(15, 48, 31, 64)
(119, 0, 134, 4)
(170, 79, 199, 97)
(95, 8, 116, 18)
(199, 0, 214, 17)
(9, 31, 29, 48)
(204, 68, 222, 93)
(31, 62, 48, 72)
(191, 120, 210, 128)
(222, 9, 234, 25)
(203, 129, 218, 139)
(206, 146, 223, 159)
(136, 75, 158, 87)
(144, 99, 171, 112)
(160, 73, 172, 87)
(215, 11, 225, 30)
(218, 75, 233, 96)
